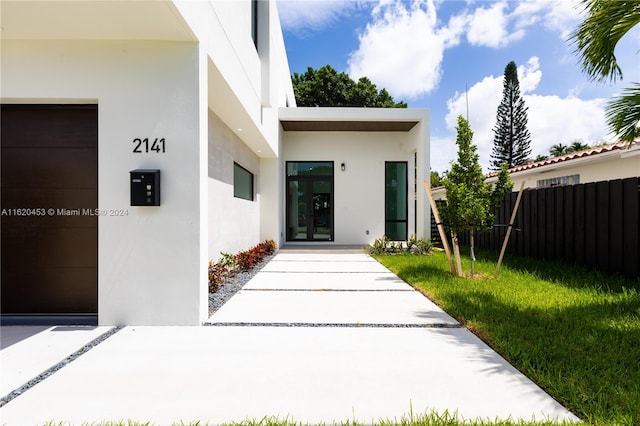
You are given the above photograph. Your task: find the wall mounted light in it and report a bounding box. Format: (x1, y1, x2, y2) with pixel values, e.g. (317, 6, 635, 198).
(341, 162, 346, 171)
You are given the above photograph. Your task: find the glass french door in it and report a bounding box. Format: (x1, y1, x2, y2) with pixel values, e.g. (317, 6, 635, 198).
(286, 162, 334, 241)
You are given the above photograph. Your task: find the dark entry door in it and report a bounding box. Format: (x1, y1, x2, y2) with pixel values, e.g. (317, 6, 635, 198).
(286, 162, 334, 241)
(1, 105, 98, 317)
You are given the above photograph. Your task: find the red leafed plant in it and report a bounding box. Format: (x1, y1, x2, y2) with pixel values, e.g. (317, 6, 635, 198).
(209, 240, 276, 292)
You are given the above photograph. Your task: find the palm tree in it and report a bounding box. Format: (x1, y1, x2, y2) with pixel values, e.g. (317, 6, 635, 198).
(570, 1, 640, 145)
(550, 143, 569, 157)
(569, 140, 590, 152)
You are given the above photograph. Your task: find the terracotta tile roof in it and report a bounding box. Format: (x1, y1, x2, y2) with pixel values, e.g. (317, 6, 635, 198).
(486, 140, 640, 178)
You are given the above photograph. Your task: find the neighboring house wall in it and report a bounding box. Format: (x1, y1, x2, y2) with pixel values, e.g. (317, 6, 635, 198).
(0, 40, 207, 325)
(489, 145, 640, 190)
(433, 143, 640, 200)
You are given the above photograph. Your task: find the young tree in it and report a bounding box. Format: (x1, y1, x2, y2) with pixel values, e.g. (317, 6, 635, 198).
(291, 65, 407, 108)
(570, 1, 640, 145)
(490, 61, 532, 170)
(442, 116, 512, 276)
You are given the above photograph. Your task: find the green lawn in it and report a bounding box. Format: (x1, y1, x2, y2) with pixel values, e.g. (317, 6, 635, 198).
(374, 249, 640, 426)
(42, 413, 581, 426)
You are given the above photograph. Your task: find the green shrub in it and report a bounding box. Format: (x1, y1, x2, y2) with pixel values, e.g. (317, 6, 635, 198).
(366, 235, 432, 255)
(407, 234, 433, 254)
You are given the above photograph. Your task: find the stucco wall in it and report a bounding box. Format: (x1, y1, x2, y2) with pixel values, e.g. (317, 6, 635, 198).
(283, 132, 417, 245)
(208, 110, 261, 259)
(1, 40, 207, 325)
(0, 1, 301, 326)
(175, 0, 294, 158)
(259, 157, 284, 247)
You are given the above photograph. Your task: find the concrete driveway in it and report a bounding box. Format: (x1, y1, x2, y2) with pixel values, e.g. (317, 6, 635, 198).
(0, 248, 579, 425)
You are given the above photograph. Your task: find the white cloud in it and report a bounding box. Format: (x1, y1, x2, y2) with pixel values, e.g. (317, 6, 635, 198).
(441, 57, 609, 172)
(444, 74, 503, 170)
(459, 0, 583, 49)
(512, 0, 583, 39)
(518, 56, 542, 93)
(276, 0, 358, 35)
(344, 0, 579, 100)
(439, 11, 469, 49)
(466, 1, 525, 48)
(525, 95, 609, 154)
(347, 0, 466, 99)
(430, 134, 458, 174)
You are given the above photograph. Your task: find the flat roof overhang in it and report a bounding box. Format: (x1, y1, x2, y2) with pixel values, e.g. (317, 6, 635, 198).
(279, 107, 428, 132)
(280, 120, 418, 132)
(0, 0, 196, 41)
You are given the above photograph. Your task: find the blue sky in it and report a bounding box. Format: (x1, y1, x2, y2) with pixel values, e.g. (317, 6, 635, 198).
(276, 0, 640, 173)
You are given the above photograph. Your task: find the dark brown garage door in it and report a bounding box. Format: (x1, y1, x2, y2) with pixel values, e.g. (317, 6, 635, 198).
(1, 105, 98, 318)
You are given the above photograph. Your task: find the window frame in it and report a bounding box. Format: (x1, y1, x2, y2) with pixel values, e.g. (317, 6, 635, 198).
(234, 162, 254, 201)
(285, 161, 334, 242)
(385, 161, 409, 241)
(537, 174, 580, 188)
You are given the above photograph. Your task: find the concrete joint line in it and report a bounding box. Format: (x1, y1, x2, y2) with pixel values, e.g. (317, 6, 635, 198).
(242, 289, 414, 292)
(0, 326, 124, 408)
(271, 260, 375, 263)
(261, 271, 389, 274)
(204, 322, 462, 328)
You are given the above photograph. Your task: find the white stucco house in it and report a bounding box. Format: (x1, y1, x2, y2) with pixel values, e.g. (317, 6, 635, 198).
(432, 141, 640, 200)
(484, 141, 640, 189)
(0, 0, 430, 325)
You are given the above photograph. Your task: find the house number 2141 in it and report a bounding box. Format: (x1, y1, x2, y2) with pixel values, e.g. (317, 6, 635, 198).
(133, 138, 166, 153)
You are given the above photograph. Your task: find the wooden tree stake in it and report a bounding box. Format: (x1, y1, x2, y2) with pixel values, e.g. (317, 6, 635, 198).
(423, 181, 456, 276)
(494, 181, 526, 278)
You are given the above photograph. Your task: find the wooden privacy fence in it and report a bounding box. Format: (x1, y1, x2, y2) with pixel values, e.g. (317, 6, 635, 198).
(433, 177, 640, 279)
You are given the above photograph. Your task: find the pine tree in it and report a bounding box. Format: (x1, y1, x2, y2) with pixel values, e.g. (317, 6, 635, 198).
(490, 61, 532, 170)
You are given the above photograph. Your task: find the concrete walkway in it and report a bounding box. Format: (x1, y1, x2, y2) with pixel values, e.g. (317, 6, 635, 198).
(0, 249, 579, 425)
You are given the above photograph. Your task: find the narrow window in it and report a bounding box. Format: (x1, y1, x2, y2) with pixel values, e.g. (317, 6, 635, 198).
(234, 163, 254, 201)
(537, 174, 580, 188)
(251, 0, 258, 50)
(385, 162, 408, 241)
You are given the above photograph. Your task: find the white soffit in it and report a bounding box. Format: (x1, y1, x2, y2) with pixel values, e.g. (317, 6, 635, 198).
(0, 0, 196, 41)
(208, 60, 275, 158)
(280, 120, 418, 132)
(279, 107, 427, 132)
